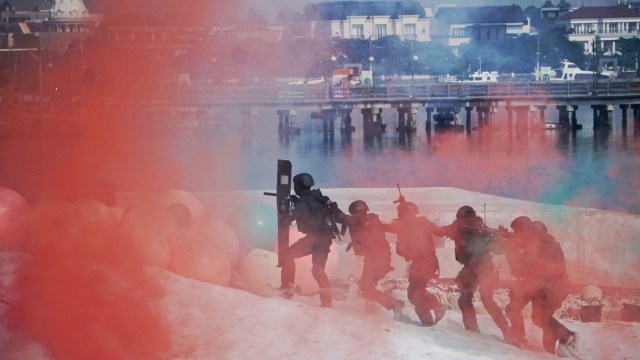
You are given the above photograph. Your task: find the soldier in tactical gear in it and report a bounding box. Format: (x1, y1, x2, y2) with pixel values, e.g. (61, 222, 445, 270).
(384, 201, 446, 326)
(333, 200, 405, 318)
(278, 173, 341, 308)
(505, 219, 578, 355)
(434, 205, 516, 345)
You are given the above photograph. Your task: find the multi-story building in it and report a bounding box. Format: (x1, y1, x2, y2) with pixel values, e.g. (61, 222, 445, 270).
(0, 0, 102, 52)
(431, 5, 530, 48)
(301, 1, 431, 42)
(556, 5, 640, 55)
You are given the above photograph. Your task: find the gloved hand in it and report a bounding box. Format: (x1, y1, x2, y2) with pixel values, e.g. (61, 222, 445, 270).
(328, 201, 339, 214)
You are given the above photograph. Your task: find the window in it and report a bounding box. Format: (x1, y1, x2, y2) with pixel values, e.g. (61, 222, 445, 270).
(403, 23, 416, 39)
(452, 27, 467, 38)
(351, 24, 364, 39)
(375, 24, 387, 39)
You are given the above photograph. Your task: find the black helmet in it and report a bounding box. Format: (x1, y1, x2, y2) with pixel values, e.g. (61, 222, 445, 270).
(510, 216, 532, 233)
(397, 202, 419, 217)
(531, 221, 548, 235)
(293, 173, 314, 187)
(456, 205, 476, 219)
(348, 200, 369, 216)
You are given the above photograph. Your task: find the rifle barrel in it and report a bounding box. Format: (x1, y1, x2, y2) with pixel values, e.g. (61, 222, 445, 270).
(263, 192, 277, 196)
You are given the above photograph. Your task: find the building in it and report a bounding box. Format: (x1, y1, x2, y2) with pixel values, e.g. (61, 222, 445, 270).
(540, 0, 574, 21)
(432, 5, 530, 48)
(301, 1, 431, 42)
(556, 5, 640, 55)
(0, 0, 102, 53)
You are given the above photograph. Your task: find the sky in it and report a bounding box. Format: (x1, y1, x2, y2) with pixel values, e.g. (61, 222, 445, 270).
(8, 0, 622, 22)
(1, 187, 639, 359)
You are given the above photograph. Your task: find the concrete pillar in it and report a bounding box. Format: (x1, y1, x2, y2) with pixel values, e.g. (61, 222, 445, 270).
(425, 107, 433, 132)
(621, 104, 629, 129)
(361, 108, 374, 133)
(277, 109, 290, 133)
(477, 108, 484, 127)
(605, 104, 614, 129)
(341, 109, 352, 132)
(409, 107, 418, 132)
(557, 105, 569, 129)
(465, 107, 472, 132)
(397, 108, 406, 132)
(538, 106, 546, 127)
(592, 105, 601, 129)
(567, 105, 577, 130)
(515, 107, 529, 133)
(374, 108, 385, 133)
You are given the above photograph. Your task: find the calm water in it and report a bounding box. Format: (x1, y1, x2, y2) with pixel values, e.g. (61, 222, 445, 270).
(1, 106, 639, 213)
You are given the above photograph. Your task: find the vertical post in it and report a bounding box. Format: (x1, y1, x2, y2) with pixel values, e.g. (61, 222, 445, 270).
(465, 106, 472, 133)
(621, 104, 628, 130)
(397, 108, 406, 133)
(425, 107, 432, 133)
(538, 105, 546, 128)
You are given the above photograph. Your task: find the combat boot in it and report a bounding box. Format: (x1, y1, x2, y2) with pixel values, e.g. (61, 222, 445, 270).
(319, 287, 332, 308)
(433, 303, 447, 324)
(275, 283, 295, 299)
(392, 299, 405, 320)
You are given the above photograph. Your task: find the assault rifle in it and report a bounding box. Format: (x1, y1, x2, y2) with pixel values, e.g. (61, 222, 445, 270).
(461, 223, 525, 254)
(393, 183, 406, 205)
(317, 188, 343, 242)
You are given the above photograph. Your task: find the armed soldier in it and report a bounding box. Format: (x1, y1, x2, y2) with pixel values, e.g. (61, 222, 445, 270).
(334, 200, 405, 318)
(277, 173, 342, 308)
(505, 219, 578, 356)
(434, 205, 516, 345)
(383, 193, 446, 326)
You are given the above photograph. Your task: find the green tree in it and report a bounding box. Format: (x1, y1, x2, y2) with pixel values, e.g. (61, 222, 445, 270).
(617, 37, 640, 75)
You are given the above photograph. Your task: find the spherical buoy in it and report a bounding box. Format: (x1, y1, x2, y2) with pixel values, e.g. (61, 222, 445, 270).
(0, 187, 31, 251)
(227, 203, 277, 251)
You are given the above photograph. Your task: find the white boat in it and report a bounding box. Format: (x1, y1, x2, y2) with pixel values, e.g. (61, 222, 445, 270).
(465, 70, 499, 83)
(550, 60, 610, 81)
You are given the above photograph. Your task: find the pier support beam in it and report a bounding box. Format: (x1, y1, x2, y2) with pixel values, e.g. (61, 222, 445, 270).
(567, 105, 578, 130)
(361, 108, 374, 133)
(537, 105, 547, 128)
(605, 105, 614, 129)
(506, 106, 513, 133)
(397, 108, 407, 133)
(620, 104, 629, 130)
(425, 107, 433, 133)
(557, 105, 569, 129)
(465, 106, 472, 132)
(340, 109, 353, 133)
(277, 109, 291, 133)
(515, 106, 529, 133)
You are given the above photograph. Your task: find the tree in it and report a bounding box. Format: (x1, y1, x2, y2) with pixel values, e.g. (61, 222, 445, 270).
(617, 37, 640, 74)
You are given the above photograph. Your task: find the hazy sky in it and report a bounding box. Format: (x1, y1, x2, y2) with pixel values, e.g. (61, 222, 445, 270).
(10, 0, 620, 21)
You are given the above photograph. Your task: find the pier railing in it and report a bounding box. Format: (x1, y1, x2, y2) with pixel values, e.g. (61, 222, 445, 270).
(166, 79, 640, 106)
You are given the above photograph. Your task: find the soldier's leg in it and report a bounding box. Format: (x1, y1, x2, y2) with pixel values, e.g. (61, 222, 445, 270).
(280, 235, 314, 288)
(505, 280, 532, 344)
(477, 262, 509, 331)
(311, 238, 332, 307)
(456, 266, 479, 332)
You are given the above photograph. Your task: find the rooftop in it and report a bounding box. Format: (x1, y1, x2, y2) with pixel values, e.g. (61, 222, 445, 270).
(435, 5, 527, 25)
(559, 5, 640, 20)
(303, 1, 427, 21)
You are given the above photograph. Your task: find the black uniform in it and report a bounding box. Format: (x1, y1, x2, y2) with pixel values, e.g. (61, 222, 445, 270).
(435, 207, 514, 343)
(280, 181, 337, 307)
(384, 203, 445, 326)
(505, 221, 575, 354)
(338, 210, 402, 312)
